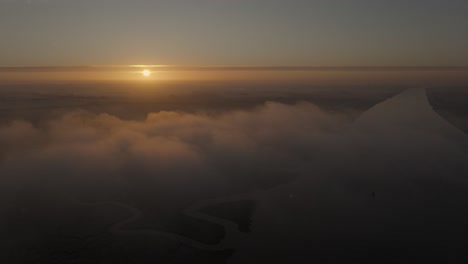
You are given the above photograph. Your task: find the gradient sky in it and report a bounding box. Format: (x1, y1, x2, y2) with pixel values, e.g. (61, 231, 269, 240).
(1, 0, 468, 66)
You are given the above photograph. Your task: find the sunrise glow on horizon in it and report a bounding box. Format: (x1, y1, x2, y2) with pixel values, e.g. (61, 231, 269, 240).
(142, 69, 151, 77)
(2, 1, 468, 263)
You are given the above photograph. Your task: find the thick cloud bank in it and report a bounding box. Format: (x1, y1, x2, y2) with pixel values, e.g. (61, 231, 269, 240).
(0, 101, 347, 212)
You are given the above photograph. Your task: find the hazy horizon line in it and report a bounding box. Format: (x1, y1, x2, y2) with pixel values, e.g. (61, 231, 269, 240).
(1, 65, 468, 72)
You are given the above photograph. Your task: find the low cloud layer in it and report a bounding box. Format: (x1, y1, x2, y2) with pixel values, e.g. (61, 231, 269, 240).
(0, 102, 347, 208)
(2, 90, 468, 262)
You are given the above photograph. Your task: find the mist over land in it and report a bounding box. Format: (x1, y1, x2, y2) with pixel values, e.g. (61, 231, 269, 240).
(1, 69, 468, 263)
(3, 0, 468, 262)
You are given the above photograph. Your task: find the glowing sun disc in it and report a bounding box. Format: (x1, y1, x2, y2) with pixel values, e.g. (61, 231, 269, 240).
(142, 69, 151, 77)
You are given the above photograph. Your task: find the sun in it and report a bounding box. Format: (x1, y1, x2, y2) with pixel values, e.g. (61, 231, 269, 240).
(142, 69, 151, 77)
